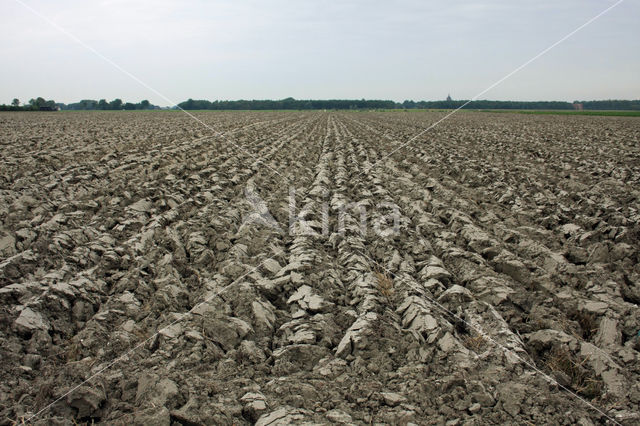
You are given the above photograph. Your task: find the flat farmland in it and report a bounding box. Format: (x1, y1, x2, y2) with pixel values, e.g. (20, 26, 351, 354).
(1, 110, 639, 424)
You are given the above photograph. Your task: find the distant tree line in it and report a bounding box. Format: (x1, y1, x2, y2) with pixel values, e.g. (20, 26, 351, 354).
(0, 97, 58, 111)
(61, 99, 156, 110)
(178, 97, 397, 110)
(399, 99, 640, 110)
(400, 100, 574, 110)
(0, 98, 157, 111)
(574, 100, 640, 110)
(3, 97, 639, 111)
(178, 97, 640, 111)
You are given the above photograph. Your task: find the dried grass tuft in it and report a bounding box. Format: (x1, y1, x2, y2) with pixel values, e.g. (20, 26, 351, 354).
(463, 334, 488, 352)
(545, 346, 602, 398)
(374, 267, 394, 302)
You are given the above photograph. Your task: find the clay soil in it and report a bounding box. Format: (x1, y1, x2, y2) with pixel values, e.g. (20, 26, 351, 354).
(1, 110, 639, 425)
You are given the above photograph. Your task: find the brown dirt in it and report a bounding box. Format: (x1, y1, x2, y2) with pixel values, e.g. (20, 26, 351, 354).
(0, 110, 639, 425)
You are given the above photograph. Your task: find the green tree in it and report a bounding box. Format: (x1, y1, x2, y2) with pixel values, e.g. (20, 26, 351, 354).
(79, 99, 97, 110)
(140, 99, 150, 109)
(11, 98, 19, 107)
(109, 98, 123, 110)
(28, 97, 46, 110)
(98, 99, 109, 110)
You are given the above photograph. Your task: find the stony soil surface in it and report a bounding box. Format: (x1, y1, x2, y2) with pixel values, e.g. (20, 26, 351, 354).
(0, 110, 639, 425)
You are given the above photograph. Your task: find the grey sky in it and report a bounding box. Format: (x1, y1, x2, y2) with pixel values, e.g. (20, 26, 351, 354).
(1, 0, 638, 106)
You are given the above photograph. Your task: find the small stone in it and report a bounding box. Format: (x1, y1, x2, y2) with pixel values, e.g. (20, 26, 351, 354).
(129, 199, 153, 213)
(292, 309, 306, 319)
(256, 406, 309, 426)
(468, 402, 481, 414)
(287, 285, 313, 304)
(307, 294, 327, 312)
(14, 308, 50, 334)
(498, 383, 526, 417)
(335, 313, 377, 358)
(287, 285, 332, 312)
(290, 329, 316, 344)
(202, 316, 252, 351)
(136, 374, 179, 408)
(600, 369, 625, 397)
(0, 233, 16, 255)
(583, 301, 609, 315)
(252, 300, 276, 330)
(159, 323, 183, 339)
(184, 330, 204, 341)
(238, 340, 267, 363)
(262, 259, 281, 275)
(526, 329, 578, 352)
(381, 392, 407, 407)
(291, 271, 304, 284)
(421, 265, 452, 283)
(595, 317, 620, 348)
(493, 258, 529, 283)
(560, 223, 581, 237)
(438, 285, 473, 303)
(471, 391, 495, 407)
(133, 407, 170, 426)
(67, 386, 105, 418)
(241, 392, 268, 422)
(438, 332, 457, 352)
(326, 409, 353, 423)
(618, 347, 636, 364)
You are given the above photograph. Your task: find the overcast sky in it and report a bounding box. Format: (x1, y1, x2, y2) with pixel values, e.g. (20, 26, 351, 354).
(1, 0, 638, 106)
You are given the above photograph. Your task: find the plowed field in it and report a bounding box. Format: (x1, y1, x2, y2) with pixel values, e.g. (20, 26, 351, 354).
(1, 110, 639, 425)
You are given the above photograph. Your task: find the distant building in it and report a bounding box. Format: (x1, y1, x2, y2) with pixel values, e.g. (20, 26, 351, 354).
(572, 103, 584, 111)
(446, 94, 452, 101)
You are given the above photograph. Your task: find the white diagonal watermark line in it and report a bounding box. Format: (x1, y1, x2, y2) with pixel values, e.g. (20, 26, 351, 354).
(12, 0, 284, 179)
(24, 256, 278, 423)
(364, 0, 625, 174)
(357, 250, 622, 425)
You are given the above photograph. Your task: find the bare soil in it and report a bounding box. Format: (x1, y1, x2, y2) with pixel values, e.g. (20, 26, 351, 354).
(0, 110, 639, 425)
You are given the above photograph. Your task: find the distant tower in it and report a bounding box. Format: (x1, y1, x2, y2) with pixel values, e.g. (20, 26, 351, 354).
(446, 94, 452, 101)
